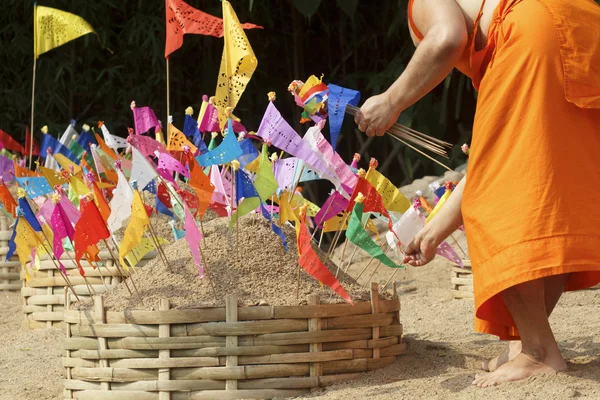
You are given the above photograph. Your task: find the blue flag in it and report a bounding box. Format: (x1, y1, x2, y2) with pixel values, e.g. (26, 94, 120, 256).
(196, 120, 243, 167)
(5, 218, 18, 261)
(15, 177, 53, 198)
(77, 128, 97, 153)
(236, 138, 259, 169)
(183, 115, 198, 138)
(18, 197, 42, 232)
(327, 84, 360, 151)
(172, 225, 186, 241)
(143, 180, 157, 194)
(155, 195, 174, 218)
(434, 185, 446, 199)
(193, 130, 208, 155)
(40, 134, 79, 164)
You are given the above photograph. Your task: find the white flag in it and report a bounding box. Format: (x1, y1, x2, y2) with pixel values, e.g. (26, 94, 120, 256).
(390, 206, 425, 251)
(130, 147, 157, 193)
(59, 124, 77, 148)
(100, 123, 128, 151)
(108, 168, 134, 233)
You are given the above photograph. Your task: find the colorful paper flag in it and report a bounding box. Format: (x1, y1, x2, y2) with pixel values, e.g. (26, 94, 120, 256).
(188, 159, 214, 219)
(107, 169, 133, 232)
(132, 105, 162, 136)
(296, 208, 353, 304)
(327, 84, 360, 150)
(73, 197, 110, 275)
(34, 5, 96, 58)
(119, 190, 149, 266)
(213, 0, 258, 128)
(365, 168, 411, 214)
(195, 120, 243, 167)
(347, 202, 403, 269)
(182, 201, 204, 277)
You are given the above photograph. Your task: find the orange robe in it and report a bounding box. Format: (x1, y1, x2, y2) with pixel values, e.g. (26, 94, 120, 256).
(411, 0, 600, 339)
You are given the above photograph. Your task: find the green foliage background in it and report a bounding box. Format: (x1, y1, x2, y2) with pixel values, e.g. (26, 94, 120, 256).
(1, 0, 481, 189)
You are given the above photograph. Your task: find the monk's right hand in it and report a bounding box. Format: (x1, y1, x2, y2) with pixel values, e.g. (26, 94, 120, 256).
(403, 229, 438, 267)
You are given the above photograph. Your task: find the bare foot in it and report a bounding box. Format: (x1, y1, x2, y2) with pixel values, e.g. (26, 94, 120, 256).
(482, 341, 522, 372)
(472, 352, 567, 388)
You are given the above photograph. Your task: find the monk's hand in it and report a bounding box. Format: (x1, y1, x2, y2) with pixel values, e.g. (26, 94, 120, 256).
(354, 92, 399, 137)
(403, 228, 438, 267)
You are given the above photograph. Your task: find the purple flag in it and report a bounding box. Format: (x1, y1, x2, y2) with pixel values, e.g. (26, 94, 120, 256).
(183, 202, 204, 277)
(273, 157, 298, 190)
(436, 241, 464, 267)
(199, 103, 220, 133)
(0, 155, 14, 182)
(314, 191, 349, 228)
(59, 195, 81, 225)
(256, 103, 338, 187)
(132, 106, 161, 135)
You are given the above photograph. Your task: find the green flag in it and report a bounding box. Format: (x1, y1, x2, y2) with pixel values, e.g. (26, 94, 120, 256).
(347, 203, 403, 269)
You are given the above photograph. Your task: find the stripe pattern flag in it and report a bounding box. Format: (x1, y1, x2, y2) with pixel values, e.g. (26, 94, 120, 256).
(34, 5, 96, 59)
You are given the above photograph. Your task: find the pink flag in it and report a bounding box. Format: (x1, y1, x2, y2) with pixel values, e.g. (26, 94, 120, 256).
(209, 165, 229, 206)
(36, 198, 55, 225)
(90, 145, 105, 174)
(183, 202, 204, 277)
(59, 195, 81, 225)
(436, 241, 464, 267)
(50, 203, 74, 275)
(132, 106, 161, 135)
(128, 133, 169, 158)
(312, 131, 357, 194)
(199, 103, 220, 133)
(158, 152, 189, 178)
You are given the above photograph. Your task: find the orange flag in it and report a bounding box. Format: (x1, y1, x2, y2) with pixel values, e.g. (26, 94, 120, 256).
(0, 183, 17, 216)
(13, 161, 39, 178)
(94, 132, 118, 160)
(167, 124, 197, 153)
(73, 196, 111, 275)
(89, 180, 111, 223)
(188, 158, 214, 219)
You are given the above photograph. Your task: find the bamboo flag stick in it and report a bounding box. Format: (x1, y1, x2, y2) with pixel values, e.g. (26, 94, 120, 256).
(38, 230, 80, 302)
(197, 239, 218, 303)
(318, 229, 325, 248)
(66, 239, 108, 292)
(354, 243, 389, 283)
(29, 7, 37, 170)
(140, 190, 172, 271)
(104, 239, 133, 296)
(449, 233, 468, 258)
(383, 268, 400, 291)
(310, 194, 334, 242)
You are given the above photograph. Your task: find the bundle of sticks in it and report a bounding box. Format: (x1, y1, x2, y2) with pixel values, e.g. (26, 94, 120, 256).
(345, 104, 453, 170)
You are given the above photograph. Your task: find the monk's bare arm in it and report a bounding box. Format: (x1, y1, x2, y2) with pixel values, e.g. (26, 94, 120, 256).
(355, 0, 468, 136)
(389, 0, 468, 112)
(404, 176, 466, 267)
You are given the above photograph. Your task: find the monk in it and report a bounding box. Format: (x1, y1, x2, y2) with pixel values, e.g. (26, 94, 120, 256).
(354, 0, 600, 388)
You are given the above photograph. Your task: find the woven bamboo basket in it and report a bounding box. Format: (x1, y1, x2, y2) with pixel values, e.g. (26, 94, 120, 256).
(22, 250, 157, 330)
(0, 215, 21, 292)
(62, 282, 405, 400)
(451, 259, 473, 299)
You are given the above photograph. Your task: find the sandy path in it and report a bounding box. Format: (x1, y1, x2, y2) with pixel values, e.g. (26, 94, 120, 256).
(0, 253, 598, 399)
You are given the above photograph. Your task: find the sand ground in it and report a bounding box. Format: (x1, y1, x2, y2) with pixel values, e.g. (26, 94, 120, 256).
(1, 250, 599, 399)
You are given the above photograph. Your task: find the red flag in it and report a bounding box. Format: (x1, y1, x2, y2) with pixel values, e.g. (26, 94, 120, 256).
(25, 127, 40, 157)
(74, 197, 111, 275)
(0, 184, 17, 216)
(346, 176, 394, 231)
(0, 130, 24, 154)
(179, 189, 199, 215)
(157, 182, 172, 209)
(296, 209, 353, 305)
(188, 159, 214, 219)
(164, 0, 263, 58)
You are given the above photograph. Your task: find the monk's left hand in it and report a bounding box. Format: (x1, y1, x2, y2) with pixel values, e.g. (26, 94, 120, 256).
(354, 92, 399, 137)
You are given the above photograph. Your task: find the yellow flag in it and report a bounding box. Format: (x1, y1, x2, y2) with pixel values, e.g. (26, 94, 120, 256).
(125, 237, 168, 269)
(69, 176, 91, 198)
(214, 0, 258, 128)
(14, 218, 42, 279)
(323, 213, 348, 232)
(119, 191, 150, 267)
(54, 153, 82, 176)
(40, 166, 67, 187)
(34, 6, 96, 59)
(292, 194, 320, 217)
(425, 189, 452, 224)
(278, 191, 299, 225)
(365, 168, 411, 213)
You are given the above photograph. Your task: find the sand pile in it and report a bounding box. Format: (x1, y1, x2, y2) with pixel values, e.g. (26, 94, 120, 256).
(84, 213, 374, 311)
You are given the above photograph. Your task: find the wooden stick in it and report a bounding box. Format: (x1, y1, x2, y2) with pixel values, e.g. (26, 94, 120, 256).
(326, 213, 349, 259)
(390, 136, 453, 172)
(28, 37, 37, 170)
(355, 244, 388, 283)
(382, 269, 400, 291)
(66, 239, 108, 292)
(288, 163, 305, 204)
(310, 195, 335, 242)
(318, 229, 325, 249)
(449, 233, 467, 258)
(105, 239, 133, 295)
(140, 190, 172, 271)
(362, 247, 392, 288)
(198, 241, 218, 303)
